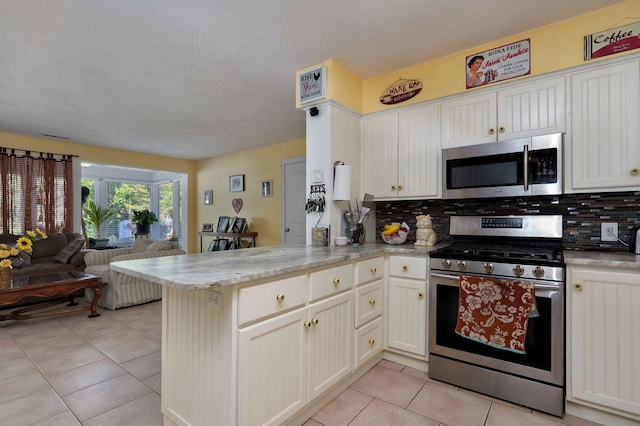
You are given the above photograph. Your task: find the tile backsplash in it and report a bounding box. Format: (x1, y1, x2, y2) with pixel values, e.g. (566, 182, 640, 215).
(375, 191, 640, 252)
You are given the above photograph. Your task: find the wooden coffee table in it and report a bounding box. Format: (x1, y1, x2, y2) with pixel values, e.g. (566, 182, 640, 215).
(0, 271, 101, 321)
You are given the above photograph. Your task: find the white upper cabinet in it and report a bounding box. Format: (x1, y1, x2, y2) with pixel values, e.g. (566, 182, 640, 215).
(362, 104, 440, 199)
(568, 60, 640, 192)
(441, 76, 566, 148)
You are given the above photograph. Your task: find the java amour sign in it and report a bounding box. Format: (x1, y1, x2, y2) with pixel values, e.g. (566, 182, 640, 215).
(584, 21, 640, 60)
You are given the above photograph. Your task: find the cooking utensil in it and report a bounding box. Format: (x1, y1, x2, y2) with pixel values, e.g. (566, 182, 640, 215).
(362, 193, 374, 208)
(358, 207, 370, 224)
(629, 226, 640, 254)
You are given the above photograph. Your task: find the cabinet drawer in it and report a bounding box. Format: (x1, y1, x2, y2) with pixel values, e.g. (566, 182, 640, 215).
(355, 317, 383, 368)
(355, 256, 384, 285)
(355, 280, 383, 328)
(388, 256, 427, 280)
(238, 275, 308, 326)
(309, 264, 353, 301)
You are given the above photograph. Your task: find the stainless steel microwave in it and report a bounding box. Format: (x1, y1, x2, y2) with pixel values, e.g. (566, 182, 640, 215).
(443, 133, 563, 199)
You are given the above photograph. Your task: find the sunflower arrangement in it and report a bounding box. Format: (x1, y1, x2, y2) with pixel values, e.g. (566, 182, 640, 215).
(0, 229, 48, 269)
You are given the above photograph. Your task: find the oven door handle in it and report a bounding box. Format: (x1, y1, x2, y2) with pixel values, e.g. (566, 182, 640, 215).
(430, 273, 460, 280)
(430, 272, 562, 292)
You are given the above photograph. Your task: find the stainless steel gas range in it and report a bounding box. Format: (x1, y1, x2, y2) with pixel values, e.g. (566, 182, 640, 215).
(428, 215, 565, 416)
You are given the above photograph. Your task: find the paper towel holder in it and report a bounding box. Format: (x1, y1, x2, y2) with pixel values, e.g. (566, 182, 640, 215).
(333, 161, 352, 201)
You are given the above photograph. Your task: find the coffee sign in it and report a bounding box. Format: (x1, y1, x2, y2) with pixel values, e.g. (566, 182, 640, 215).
(584, 21, 640, 60)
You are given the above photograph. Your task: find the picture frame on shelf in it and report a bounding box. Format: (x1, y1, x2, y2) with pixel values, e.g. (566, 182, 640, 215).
(217, 216, 230, 232)
(218, 238, 229, 251)
(204, 189, 213, 205)
(231, 217, 246, 233)
(202, 223, 214, 232)
(207, 239, 219, 252)
(261, 179, 273, 197)
(229, 174, 245, 192)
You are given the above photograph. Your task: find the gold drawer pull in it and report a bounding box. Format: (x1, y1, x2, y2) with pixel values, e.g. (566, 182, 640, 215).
(418, 292, 424, 298)
(573, 283, 583, 291)
(369, 299, 376, 306)
(402, 265, 408, 272)
(631, 168, 640, 176)
(368, 338, 375, 345)
(312, 317, 319, 325)
(303, 321, 312, 328)
(391, 185, 396, 191)
(488, 128, 495, 135)
(498, 126, 506, 133)
(275, 293, 285, 302)
(370, 267, 377, 274)
(398, 185, 403, 191)
(333, 278, 340, 286)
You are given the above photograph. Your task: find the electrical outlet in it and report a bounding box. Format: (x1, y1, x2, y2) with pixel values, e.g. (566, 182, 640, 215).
(601, 222, 618, 242)
(207, 291, 223, 309)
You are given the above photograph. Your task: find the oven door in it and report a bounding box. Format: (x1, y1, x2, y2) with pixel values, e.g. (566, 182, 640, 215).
(428, 271, 564, 386)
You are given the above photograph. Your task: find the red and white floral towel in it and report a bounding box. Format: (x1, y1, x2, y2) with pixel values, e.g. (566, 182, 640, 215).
(455, 275, 535, 354)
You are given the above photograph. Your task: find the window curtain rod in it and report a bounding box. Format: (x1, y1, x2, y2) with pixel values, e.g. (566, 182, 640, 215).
(0, 147, 77, 160)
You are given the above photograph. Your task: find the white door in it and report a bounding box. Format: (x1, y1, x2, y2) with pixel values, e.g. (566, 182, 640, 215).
(282, 157, 306, 245)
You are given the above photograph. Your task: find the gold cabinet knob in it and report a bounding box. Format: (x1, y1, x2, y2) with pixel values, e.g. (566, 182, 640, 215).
(368, 338, 375, 345)
(418, 292, 424, 298)
(332, 278, 340, 286)
(311, 317, 319, 325)
(275, 293, 285, 302)
(498, 126, 506, 133)
(402, 265, 408, 272)
(631, 168, 640, 176)
(573, 283, 583, 291)
(303, 320, 312, 328)
(370, 267, 377, 274)
(391, 185, 396, 191)
(369, 299, 376, 306)
(489, 128, 495, 135)
(398, 185, 403, 191)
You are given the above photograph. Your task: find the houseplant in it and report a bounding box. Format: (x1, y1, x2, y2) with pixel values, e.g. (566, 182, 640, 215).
(83, 200, 118, 243)
(132, 209, 159, 235)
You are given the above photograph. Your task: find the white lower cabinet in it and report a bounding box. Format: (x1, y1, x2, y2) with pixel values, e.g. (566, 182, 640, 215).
(567, 266, 640, 423)
(238, 290, 353, 426)
(386, 256, 427, 358)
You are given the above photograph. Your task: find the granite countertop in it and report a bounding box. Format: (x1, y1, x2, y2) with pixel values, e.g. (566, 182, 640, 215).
(563, 250, 640, 269)
(110, 242, 444, 291)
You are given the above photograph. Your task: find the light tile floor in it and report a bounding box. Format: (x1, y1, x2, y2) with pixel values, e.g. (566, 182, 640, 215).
(0, 300, 602, 426)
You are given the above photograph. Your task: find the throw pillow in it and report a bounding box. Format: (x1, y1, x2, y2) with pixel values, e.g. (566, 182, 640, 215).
(130, 238, 154, 253)
(54, 238, 85, 264)
(146, 240, 175, 251)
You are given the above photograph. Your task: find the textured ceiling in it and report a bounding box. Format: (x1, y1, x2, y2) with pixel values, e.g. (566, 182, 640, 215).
(0, 0, 624, 160)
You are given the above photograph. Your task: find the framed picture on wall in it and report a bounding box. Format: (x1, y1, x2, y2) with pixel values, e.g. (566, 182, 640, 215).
(204, 189, 213, 205)
(261, 179, 272, 197)
(229, 174, 245, 192)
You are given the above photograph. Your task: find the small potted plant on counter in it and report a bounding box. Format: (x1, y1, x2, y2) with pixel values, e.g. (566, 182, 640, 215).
(132, 209, 159, 235)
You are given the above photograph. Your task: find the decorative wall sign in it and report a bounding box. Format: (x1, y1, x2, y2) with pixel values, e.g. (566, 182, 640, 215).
(298, 65, 326, 104)
(465, 39, 530, 89)
(379, 78, 423, 105)
(584, 21, 640, 60)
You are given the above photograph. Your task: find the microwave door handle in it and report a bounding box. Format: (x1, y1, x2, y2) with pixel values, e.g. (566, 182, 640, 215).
(523, 145, 529, 191)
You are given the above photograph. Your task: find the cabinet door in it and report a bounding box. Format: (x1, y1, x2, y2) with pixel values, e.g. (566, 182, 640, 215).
(237, 307, 308, 426)
(570, 61, 640, 191)
(441, 92, 497, 148)
(569, 268, 640, 420)
(355, 279, 383, 328)
(497, 76, 565, 140)
(362, 113, 399, 198)
(398, 105, 440, 198)
(307, 291, 353, 400)
(387, 276, 427, 357)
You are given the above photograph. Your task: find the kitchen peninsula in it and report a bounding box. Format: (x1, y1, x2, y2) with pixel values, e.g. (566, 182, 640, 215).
(111, 244, 436, 426)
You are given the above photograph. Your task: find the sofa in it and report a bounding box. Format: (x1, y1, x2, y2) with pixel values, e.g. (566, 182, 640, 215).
(84, 238, 185, 310)
(0, 232, 90, 276)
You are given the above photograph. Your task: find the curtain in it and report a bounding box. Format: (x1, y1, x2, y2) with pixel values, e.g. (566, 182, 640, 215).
(0, 149, 74, 235)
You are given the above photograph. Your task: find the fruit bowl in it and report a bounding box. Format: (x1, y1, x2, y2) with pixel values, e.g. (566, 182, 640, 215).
(381, 222, 409, 245)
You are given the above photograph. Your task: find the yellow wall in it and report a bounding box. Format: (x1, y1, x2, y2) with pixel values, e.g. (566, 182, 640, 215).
(196, 138, 305, 249)
(315, 0, 640, 114)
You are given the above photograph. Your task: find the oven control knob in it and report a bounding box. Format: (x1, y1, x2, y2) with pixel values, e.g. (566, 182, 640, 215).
(441, 259, 452, 269)
(483, 263, 494, 273)
(532, 266, 545, 278)
(513, 265, 524, 276)
(457, 260, 467, 270)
